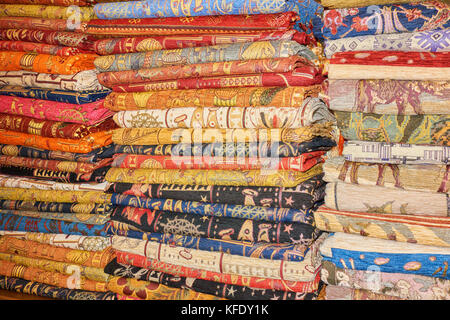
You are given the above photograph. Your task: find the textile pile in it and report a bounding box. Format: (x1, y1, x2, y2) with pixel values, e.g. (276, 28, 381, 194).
(0, 0, 119, 300)
(312, 0, 450, 300)
(87, 0, 337, 300)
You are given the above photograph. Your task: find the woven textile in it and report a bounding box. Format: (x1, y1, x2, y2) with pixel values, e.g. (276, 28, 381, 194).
(328, 51, 450, 81)
(0, 0, 96, 6)
(0, 200, 111, 215)
(112, 99, 333, 129)
(85, 11, 299, 36)
(321, 260, 450, 300)
(327, 79, 450, 115)
(0, 4, 94, 21)
(321, 0, 424, 9)
(0, 52, 97, 75)
(324, 284, 403, 300)
(111, 234, 324, 282)
(342, 140, 450, 165)
(0, 17, 83, 32)
(105, 258, 323, 300)
(0, 70, 106, 91)
(324, 29, 450, 58)
(314, 206, 450, 247)
(106, 174, 325, 210)
(0, 41, 86, 57)
(0, 275, 116, 300)
(313, 1, 450, 41)
(320, 233, 450, 279)
(104, 86, 323, 111)
(0, 210, 110, 225)
(324, 156, 448, 194)
(0, 174, 108, 191)
(335, 112, 449, 146)
(94, 40, 317, 73)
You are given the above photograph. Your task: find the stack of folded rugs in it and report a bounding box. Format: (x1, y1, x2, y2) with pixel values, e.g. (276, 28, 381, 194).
(312, 0, 449, 300)
(0, 0, 119, 300)
(82, 0, 339, 300)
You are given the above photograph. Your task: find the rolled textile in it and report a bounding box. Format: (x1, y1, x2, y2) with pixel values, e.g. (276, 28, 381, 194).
(0, 187, 110, 204)
(0, 114, 116, 139)
(0, 70, 107, 91)
(0, 41, 88, 57)
(335, 111, 449, 146)
(314, 206, 450, 247)
(107, 275, 224, 300)
(0, 52, 98, 75)
(0, 260, 107, 292)
(0, 4, 94, 21)
(111, 137, 336, 158)
(112, 99, 334, 129)
(0, 275, 117, 300)
(112, 71, 325, 92)
(108, 224, 314, 262)
(93, 30, 313, 55)
(0, 86, 110, 104)
(110, 152, 325, 172)
(97, 56, 317, 87)
(111, 234, 324, 282)
(0, 236, 115, 268)
(342, 140, 450, 165)
(321, 0, 424, 9)
(322, 260, 449, 300)
(327, 79, 450, 115)
(324, 156, 448, 194)
(320, 232, 450, 279)
(0, 213, 110, 236)
(0, 200, 111, 215)
(0, 130, 113, 153)
(313, 1, 450, 41)
(1, 210, 110, 225)
(85, 11, 299, 36)
(0, 252, 110, 283)
(324, 29, 450, 58)
(0, 17, 83, 32)
(328, 51, 450, 81)
(105, 258, 323, 300)
(93, 0, 297, 20)
(0, 97, 113, 125)
(104, 86, 323, 111)
(94, 40, 317, 73)
(0, 144, 115, 163)
(111, 124, 334, 145)
(0, 231, 111, 252)
(105, 164, 323, 187)
(110, 205, 320, 244)
(324, 285, 403, 300)
(0, 29, 96, 52)
(106, 174, 326, 210)
(110, 193, 316, 224)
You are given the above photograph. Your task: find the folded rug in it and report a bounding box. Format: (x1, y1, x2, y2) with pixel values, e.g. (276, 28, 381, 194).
(313, 1, 449, 41)
(342, 140, 450, 165)
(324, 156, 448, 193)
(0, 70, 106, 91)
(320, 232, 450, 279)
(1, 210, 110, 225)
(0, 52, 98, 75)
(324, 29, 450, 58)
(111, 233, 324, 282)
(93, 0, 298, 19)
(93, 30, 312, 55)
(314, 205, 450, 247)
(112, 100, 333, 129)
(0, 4, 94, 21)
(0, 41, 87, 57)
(111, 137, 336, 158)
(106, 174, 326, 210)
(335, 111, 449, 146)
(104, 85, 323, 111)
(0, 200, 111, 215)
(85, 11, 299, 36)
(0, 275, 116, 300)
(327, 79, 450, 115)
(109, 205, 319, 244)
(0, 17, 83, 32)
(329, 51, 450, 81)
(112, 125, 334, 145)
(105, 258, 322, 300)
(94, 40, 316, 72)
